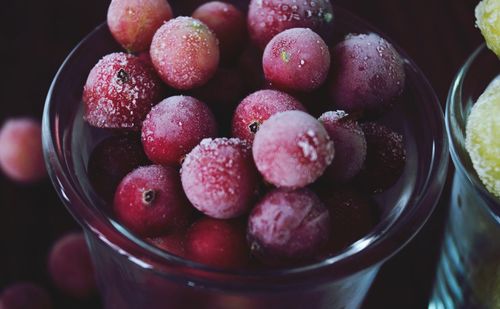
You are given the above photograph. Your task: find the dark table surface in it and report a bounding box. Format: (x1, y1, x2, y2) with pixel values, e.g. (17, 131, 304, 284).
(0, 0, 484, 308)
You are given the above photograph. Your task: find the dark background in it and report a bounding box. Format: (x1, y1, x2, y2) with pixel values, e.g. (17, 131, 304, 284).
(0, 0, 483, 308)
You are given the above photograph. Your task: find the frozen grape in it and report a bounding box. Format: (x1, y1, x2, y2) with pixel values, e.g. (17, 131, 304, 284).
(87, 134, 150, 202)
(247, 188, 330, 263)
(186, 217, 250, 268)
(192, 1, 247, 62)
(107, 0, 173, 52)
(476, 0, 500, 57)
(319, 111, 367, 183)
(329, 33, 406, 116)
(150, 17, 220, 90)
(141, 95, 217, 165)
(0, 118, 46, 183)
(247, 0, 334, 49)
(466, 76, 500, 198)
(0, 282, 52, 309)
(318, 186, 378, 254)
(181, 138, 260, 219)
(83, 52, 164, 129)
(263, 28, 330, 92)
(356, 122, 406, 193)
(48, 233, 96, 299)
(114, 165, 193, 237)
(232, 89, 306, 144)
(252, 110, 334, 189)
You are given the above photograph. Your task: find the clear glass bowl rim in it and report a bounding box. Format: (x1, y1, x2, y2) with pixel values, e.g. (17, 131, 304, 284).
(42, 6, 449, 290)
(446, 43, 500, 213)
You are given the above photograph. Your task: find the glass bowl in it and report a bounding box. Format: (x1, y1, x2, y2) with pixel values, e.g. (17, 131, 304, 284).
(430, 44, 499, 308)
(42, 5, 449, 309)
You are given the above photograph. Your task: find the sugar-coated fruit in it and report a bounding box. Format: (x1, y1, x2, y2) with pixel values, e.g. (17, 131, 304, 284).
(329, 33, 406, 115)
(114, 165, 192, 237)
(192, 1, 247, 62)
(0, 118, 46, 183)
(247, 0, 334, 49)
(148, 232, 186, 258)
(87, 134, 150, 202)
(107, 0, 173, 52)
(263, 28, 330, 92)
(141, 96, 217, 165)
(0, 282, 52, 309)
(83, 52, 164, 129)
(465, 76, 500, 198)
(318, 186, 378, 254)
(356, 122, 406, 193)
(185, 217, 250, 268)
(181, 138, 260, 219)
(232, 89, 306, 143)
(247, 189, 330, 263)
(475, 0, 500, 57)
(48, 233, 96, 299)
(150, 17, 220, 90)
(319, 111, 367, 183)
(252, 110, 334, 189)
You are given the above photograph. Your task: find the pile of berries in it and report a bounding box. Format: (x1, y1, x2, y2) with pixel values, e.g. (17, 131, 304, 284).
(85, 0, 408, 268)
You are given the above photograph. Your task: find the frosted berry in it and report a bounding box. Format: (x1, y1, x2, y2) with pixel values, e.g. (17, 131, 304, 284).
(48, 233, 96, 299)
(114, 165, 192, 237)
(0, 282, 52, 309)
(141, 96, 217, 165)
(186, 217, 250, 268)
(356, 122, 406, 193)
(248, 0, 334, 49)
(181, 138, 260, 219)
(329, 33, 406, 116)
(150, 17, 220, 90)
(192, 1, 247, 62)
(0, 118, 46, 183)
(83, 52, 164, 129)
(252, 110, 334, 189)
(107, 0, 173, 52)
(232, 90, 305, 144)
(247, 189, 330, 263)
(263, 28, 330, 92)
(319, 111, 367, 183)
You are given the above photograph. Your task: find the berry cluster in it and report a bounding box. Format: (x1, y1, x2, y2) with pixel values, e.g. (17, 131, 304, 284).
(83, 0, 408, 269)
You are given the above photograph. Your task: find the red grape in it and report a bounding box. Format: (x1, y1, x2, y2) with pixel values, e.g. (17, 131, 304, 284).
(247, 188, 330, 263)
(186, 217, 250, 268)
(263, 28, 330, 92)
(107, 0, 173, 52)
(252, 110, 334, 189)
(141, 95, 217, 165)
(150, 17, 220, 90)
(181, 138, 260, 219)
(48, 233, 96, 299)
(114, 165, 193, 237)
(192, 1, 247, 62)
(232, 89, 305, 144)
(329, 33, 406, 116)
(0, 118, 46, 183)
(247, 0, 334, 49)
(83, 52, 164, 129)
